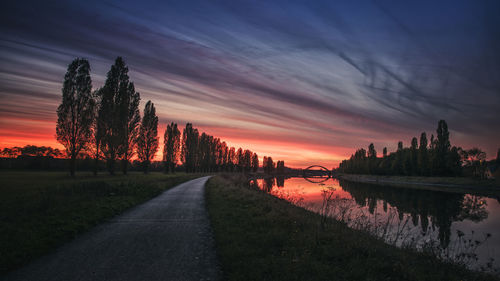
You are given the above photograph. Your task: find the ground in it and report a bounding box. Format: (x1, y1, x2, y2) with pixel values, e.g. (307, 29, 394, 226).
(206, 174, 498, 281)
(0, 170, 202, 274)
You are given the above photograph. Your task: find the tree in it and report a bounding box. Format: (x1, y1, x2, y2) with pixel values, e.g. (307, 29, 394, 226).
(263, 156, 275, 174)
(462, 148, 486, 178)
(276, 160, 285, 174)
(97, 57, 140, 175)
(137, 101, 159, 174)
(391, 141, 404, 175)
(56, 58, 95, 177)
(418, 132, 429, 176)
(497, 148, 500, 165)
(410, 137, 418, 175)
(243, 149, 252, 172)
(251, 153, 259, 172)
(228, 147, 236, 172)
(163, 122, 181, 173)
(236, 148, 244, 172)
(367, 143, 377, 159)
(181, 123, 199, 172)
(91, 90, 104, 175)
(383, 147, 387, 158)
(434, 120, 451, 175)
(118, 65, 141, 175)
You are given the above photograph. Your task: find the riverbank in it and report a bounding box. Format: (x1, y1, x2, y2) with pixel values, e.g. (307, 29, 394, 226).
(337, 174, 500, 197)
(0, 171, 203, 274)
(206, 174, 498, 281)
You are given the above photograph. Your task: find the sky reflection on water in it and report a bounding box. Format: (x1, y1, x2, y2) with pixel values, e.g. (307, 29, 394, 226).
(252, 177, 500, 272)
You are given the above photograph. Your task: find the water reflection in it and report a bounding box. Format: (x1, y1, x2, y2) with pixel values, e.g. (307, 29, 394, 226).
(251, 176, 499, 271)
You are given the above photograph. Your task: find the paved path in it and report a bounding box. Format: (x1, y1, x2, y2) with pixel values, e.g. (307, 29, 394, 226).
(4, 176, 220, 281)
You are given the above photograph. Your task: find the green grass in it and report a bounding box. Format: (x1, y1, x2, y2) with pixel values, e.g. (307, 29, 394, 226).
(0, 170, 202, 274)
(206, 174, 498, 281)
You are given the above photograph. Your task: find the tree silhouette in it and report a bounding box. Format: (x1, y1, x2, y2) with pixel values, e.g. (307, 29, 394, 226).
(236, 148, 243, 172)
(163, 122, 181, 173)
(97, 57, 140, 175)
(137, 101, 159, 174)
(91, 89, 104, 175)
(434, 120, 450, 175)
(181, 123, 199, 172)
(418, 132, 429, 176)
(228, 147, 236, 172)
(243, 149, 252, 173)
(462, 148, 487, 178)
(56, 58, 95, 177)
(263, 156, 275, 174)
(251, 153, 259, 173)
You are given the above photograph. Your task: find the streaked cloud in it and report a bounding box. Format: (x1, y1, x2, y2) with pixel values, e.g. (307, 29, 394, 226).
(1, 0, 499, 167)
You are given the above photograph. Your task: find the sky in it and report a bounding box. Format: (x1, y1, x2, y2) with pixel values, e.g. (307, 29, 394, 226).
(0, 0, 499, 168)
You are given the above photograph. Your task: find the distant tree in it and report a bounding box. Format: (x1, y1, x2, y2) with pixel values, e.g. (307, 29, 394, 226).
(276, 160, 285, 174)
(182, 123, 199, 172)
(462, 148, 486, 178)
(410, 137, 418, 175)
(497, 148, 500, 165)
(418, 132, 429, 176)
(391, 141, 404, 175)
(236, 148, 244, 172)
(2, 145, 64, 158)
(0, 147, 20, 158)
(447, 146, 462, 176)
(262, 156, 268, 173)
(367, 143, 377, 159)
(264, 156, 275, 174)
(228, 147, 236, 172)
(137, 101, 159, 174)
(383, 147, 387, 158)
(434, 120, 451, 175)
(243, 150, 252, 172)
(251, 153, 259, 172)
(56, 58, 95, 177)
(163, 122, 181, 173)
(219, 142, 228, 171)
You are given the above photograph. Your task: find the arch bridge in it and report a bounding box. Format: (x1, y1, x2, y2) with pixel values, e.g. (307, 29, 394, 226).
(303, 165, 332, 175)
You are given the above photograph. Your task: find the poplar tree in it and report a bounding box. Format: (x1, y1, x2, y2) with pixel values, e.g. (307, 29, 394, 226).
(163, 122, 181, 173)
(182, 123, 199, 172)
(97, 57, 140, 175)
(251, 153, 259, 173)
(56, 58, 95, 177)
(418, 132, 429, 175)
(137, 101, 159, 174)
(435, 120, 451, 175)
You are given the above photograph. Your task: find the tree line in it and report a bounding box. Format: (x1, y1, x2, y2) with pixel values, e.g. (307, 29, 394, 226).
(338, 120, 499, 178)
(0, 145, 64, 158)
(55, 57, 282, 176)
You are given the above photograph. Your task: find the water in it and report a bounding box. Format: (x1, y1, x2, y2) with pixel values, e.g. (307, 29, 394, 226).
(251, 176, 500, 272)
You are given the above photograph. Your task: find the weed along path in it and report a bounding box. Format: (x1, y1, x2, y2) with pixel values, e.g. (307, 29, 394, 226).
(4, 176, 220, 281)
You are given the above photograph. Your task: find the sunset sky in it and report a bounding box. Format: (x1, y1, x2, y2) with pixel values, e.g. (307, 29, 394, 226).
(1, 0, 499, 168)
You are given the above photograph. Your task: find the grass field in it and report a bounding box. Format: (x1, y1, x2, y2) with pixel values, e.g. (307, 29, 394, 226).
(206, 174, 498, 281)
(0, 170, 202, 274)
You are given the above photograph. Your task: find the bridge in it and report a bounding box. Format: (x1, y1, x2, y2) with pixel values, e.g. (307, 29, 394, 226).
(303, 165, 332, 176)
(302, 165, 334, 183)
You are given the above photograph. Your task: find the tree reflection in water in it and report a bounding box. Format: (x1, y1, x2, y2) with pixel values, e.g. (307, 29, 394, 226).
(251, 176, 492, 257)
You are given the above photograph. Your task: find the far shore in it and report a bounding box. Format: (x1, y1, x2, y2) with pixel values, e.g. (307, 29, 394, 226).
(337, 174, 500, 197)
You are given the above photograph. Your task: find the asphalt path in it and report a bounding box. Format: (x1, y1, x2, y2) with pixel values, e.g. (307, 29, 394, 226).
(4, 176, 220, 281)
